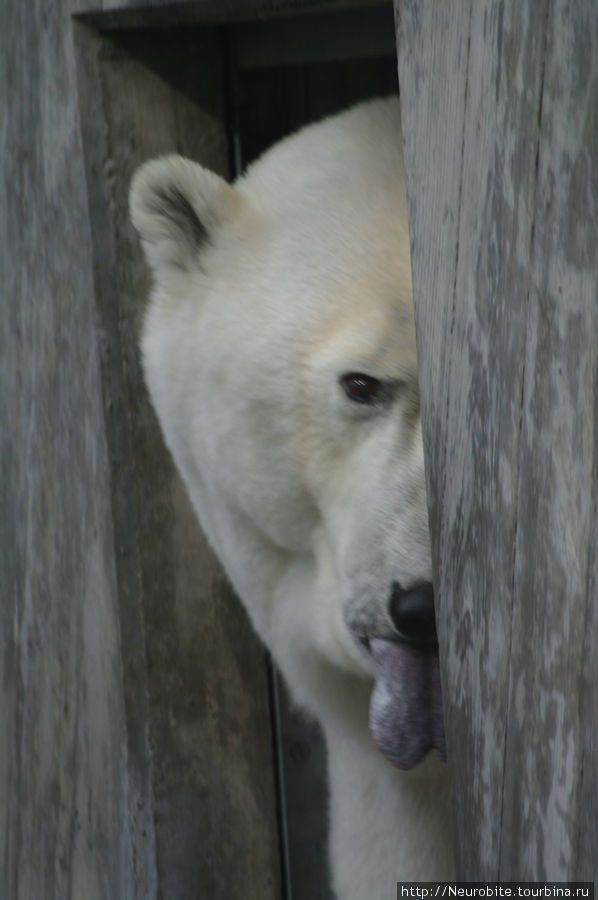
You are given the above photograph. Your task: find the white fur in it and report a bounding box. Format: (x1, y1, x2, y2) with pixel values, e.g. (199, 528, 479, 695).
(130, 98, 454, 898)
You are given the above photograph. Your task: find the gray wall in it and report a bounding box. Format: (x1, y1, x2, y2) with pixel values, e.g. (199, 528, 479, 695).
(396, 0, 598, 880)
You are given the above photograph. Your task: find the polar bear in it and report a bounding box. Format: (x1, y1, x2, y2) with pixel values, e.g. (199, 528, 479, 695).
(130, 97, 453, 899)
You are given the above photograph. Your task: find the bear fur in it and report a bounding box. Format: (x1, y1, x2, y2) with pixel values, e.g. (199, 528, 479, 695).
(130, 97, 453, 899)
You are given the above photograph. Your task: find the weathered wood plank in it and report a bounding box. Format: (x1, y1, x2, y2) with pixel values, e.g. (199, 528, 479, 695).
(0, 2, 147, 899)
(397, 0, 598, 879)
(500, 1, 598, 877)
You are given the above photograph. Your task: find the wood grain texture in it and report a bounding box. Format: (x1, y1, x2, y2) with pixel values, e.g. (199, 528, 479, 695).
(0, 2, 146, 899)
(396, 0, 598, 879)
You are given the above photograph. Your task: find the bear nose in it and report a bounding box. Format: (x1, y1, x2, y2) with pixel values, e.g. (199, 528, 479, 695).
(389, 581, 438, 653)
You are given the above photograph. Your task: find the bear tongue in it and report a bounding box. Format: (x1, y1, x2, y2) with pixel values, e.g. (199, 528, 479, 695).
(368, 638, 446, 770)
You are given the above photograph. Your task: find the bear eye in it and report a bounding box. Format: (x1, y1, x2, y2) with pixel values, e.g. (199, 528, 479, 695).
(340, 372, 383, 405)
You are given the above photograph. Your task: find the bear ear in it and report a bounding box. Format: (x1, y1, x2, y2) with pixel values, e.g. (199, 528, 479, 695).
(129, 155, 240, 280)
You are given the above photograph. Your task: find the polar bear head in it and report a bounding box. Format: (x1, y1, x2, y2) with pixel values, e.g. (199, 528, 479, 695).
(130, 98, 444, 770)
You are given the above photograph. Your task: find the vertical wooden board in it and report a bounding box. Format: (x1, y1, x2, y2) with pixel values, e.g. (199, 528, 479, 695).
(77, 26, 283, 900)
(397, 0, 598, 880)
(0, 2, 144, 899)
(577, 487, 598, 881)
(500, 0, 598, 878)
(437, 1, 547, 876)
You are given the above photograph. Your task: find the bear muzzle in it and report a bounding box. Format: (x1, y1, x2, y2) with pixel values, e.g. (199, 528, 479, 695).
(367, 581, 446, 770)
(388, 580, 438, 654)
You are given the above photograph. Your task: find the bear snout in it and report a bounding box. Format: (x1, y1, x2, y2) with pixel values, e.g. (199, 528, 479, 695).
(388, 581, 438, 654)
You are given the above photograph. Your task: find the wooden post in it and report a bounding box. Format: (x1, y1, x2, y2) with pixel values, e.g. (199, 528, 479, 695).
(396, 0, 598, 880)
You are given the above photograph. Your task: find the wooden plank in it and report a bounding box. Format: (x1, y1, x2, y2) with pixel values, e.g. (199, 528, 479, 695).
(76, 24, 284, 900)
(396, 0, 598, 879)
(0, 2, 147, 899)
(500, 2, 598, 877)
